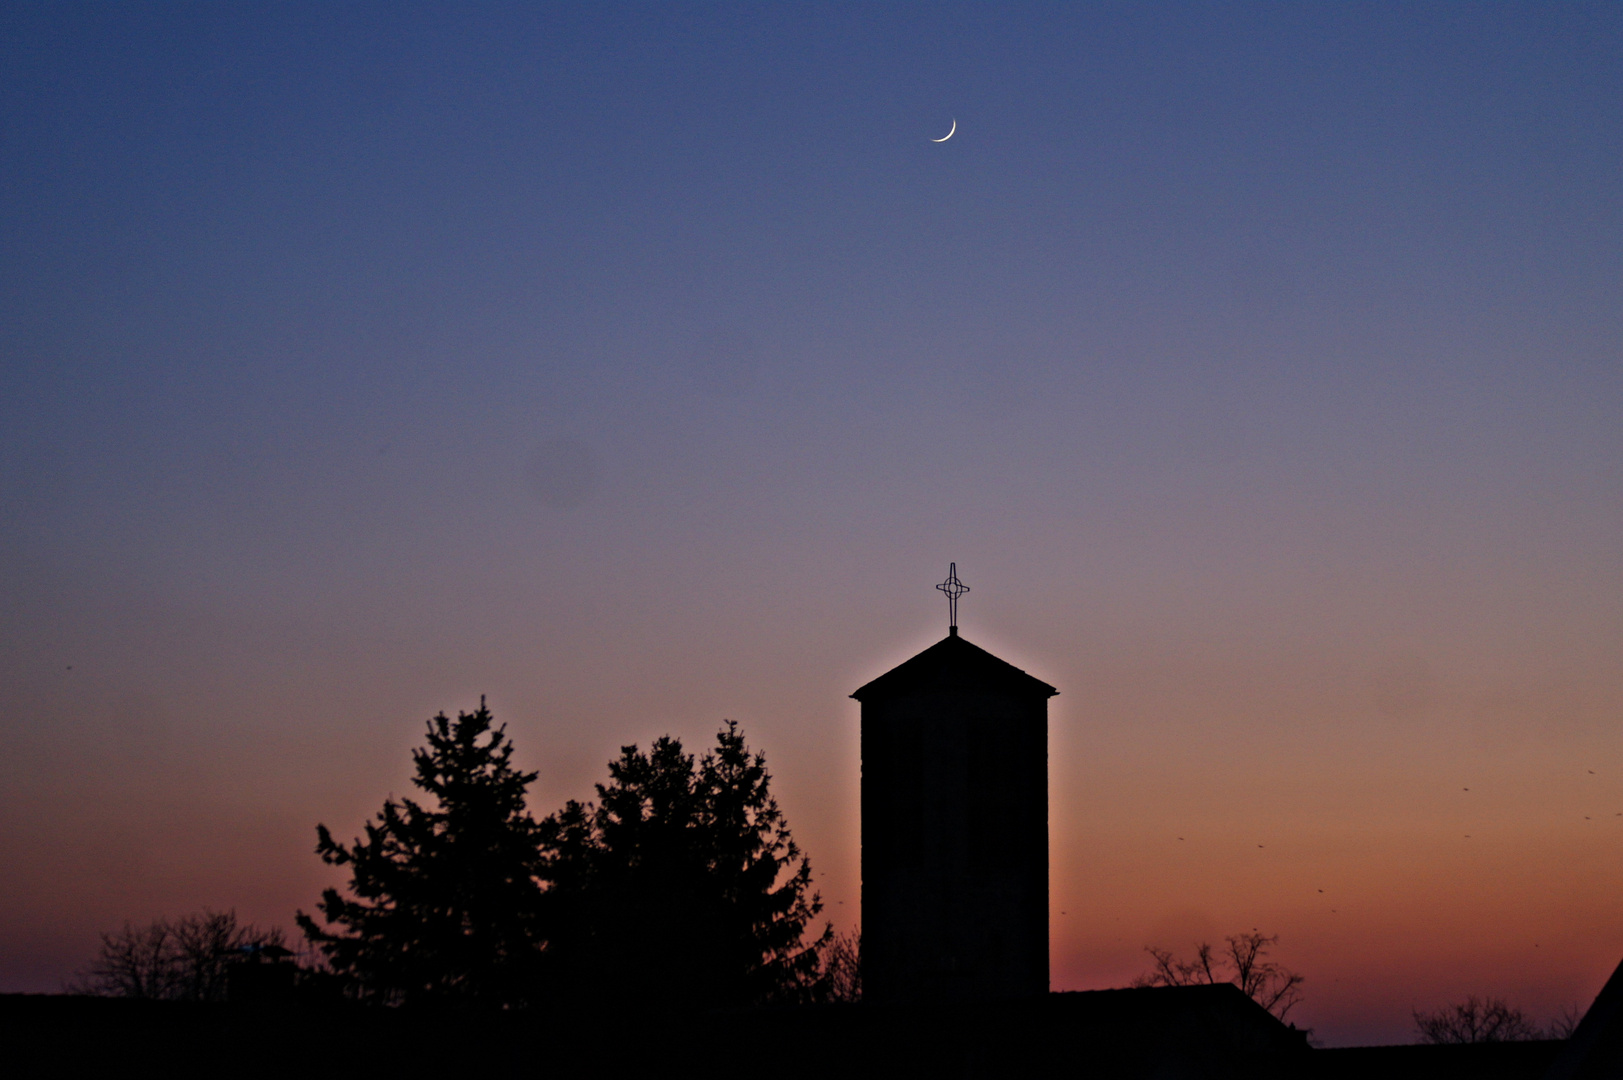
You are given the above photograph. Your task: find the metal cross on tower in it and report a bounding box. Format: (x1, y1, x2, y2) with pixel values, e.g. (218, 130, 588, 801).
(936, 562, 969, 635)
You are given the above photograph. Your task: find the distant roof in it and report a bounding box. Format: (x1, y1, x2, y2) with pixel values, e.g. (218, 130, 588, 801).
(851, 632, 1058, 702)
(1546, 953, 1623, 1080)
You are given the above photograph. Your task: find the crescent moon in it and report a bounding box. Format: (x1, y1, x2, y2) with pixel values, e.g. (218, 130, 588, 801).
(931, 118, 956, 143)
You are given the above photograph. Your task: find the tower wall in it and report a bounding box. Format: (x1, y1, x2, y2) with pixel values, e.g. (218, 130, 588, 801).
(858, 656, 1050, 1004)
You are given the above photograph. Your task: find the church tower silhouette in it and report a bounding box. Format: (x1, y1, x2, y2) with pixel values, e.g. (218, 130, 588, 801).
(852, 566, 1057, 1004)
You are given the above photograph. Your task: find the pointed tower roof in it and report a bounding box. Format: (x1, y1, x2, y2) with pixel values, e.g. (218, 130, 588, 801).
(851, 632, 1058, 702)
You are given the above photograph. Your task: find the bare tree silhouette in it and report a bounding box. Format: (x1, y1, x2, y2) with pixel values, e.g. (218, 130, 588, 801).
(69, 910, 284, 1001)
(1413, 996, 1555, 1043)
(1134, 931, 1305, 1020)
(814, 930, 862, 1003)
(1547, 1002, 1584, 1039)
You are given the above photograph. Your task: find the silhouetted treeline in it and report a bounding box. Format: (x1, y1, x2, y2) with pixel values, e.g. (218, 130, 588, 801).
(296, 701, 848, 1008)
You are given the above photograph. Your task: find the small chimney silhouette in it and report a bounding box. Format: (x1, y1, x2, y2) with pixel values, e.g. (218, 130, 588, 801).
(853, 571, 1056, 1004)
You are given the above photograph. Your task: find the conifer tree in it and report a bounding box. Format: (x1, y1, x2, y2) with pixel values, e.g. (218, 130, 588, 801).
(296, 699, 545, 1005)
(538, 721, 829, 1006)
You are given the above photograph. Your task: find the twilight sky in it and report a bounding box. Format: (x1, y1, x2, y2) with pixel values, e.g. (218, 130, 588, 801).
(2, 2, 1621, 1045)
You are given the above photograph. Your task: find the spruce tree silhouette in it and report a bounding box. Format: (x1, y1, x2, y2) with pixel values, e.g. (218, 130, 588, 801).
(296, 699, 545, 1005)
(538, 721, 830, 1007)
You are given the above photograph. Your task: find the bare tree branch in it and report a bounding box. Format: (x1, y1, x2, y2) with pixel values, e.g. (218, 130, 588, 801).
(1134, 930, 1304, 1020)
(68, 910, 283, 1001)
(1413, 996, 1543, 1043)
